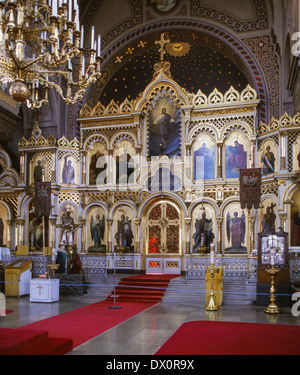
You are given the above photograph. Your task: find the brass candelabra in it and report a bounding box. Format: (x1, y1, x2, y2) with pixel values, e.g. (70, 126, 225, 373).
(264, 266, 281, 314)
(205, 264, 219, 311)
(47, 261, 59, 279)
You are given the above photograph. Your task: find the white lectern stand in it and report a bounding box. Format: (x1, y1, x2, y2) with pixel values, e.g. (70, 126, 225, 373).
(30, 278, 60, 303)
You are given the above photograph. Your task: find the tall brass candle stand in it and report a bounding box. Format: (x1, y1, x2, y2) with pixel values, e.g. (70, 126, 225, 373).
(205, 264, 219, 311)
(264, 266, 281, 314)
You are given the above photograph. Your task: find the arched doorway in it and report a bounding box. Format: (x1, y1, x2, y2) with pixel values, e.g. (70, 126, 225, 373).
(144, 200, 182, 274)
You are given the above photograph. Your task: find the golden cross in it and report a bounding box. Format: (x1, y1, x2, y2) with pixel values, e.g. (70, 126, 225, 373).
(155, 32, 170, 61)
(37, 284, 44, 296)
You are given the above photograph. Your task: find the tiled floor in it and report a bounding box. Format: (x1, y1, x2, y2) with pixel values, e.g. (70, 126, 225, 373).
(1, 275, 299, 355)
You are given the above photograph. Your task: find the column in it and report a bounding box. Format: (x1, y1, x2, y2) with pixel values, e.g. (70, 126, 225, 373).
(184, 218, 191, 254)
(134, 219, 141, 253)
(79, 218, 86, 253)
(51, 152, 56, 182)
(217, 142, 223, 179)
(248, 213, 256, 255)
(279, 131, 287, 171)
(106, 218, 113, 253)
(81, 151, 87, 185)
(49, 218, 57, 249)
(250, 140, 256, 168)
(19, 152, 25, 184)
(279, 213, 287, 231)
(216, 217, 223, 254)
(185, 145, 191, 181)
(16, 219, 25, 246)
(6, 220, 12, 249)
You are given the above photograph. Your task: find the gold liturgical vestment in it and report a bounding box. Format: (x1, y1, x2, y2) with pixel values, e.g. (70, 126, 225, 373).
(205, 266, 223, 307)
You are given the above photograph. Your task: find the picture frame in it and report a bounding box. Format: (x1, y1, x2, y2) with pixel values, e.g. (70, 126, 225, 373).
(257, 229, 289, 268)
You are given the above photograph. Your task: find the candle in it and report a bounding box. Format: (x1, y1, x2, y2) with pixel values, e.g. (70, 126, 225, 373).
(91, 26, 94, 49)
(80, 25, 84, 49)
(97, 34, 101, 57)
(52, 249, 55, 262)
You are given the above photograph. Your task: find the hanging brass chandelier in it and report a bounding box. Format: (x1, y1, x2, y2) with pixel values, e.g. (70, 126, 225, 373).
(0, 0, 101, 108)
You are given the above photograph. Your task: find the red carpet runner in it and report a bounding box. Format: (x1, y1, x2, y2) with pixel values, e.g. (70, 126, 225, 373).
(0, 274, 177, 355)
(155, 321, 300, 355)
(107, 274, 179, 302)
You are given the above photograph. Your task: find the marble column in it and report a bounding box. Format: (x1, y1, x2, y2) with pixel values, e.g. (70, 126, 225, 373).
(106, 218, 113, 253)
(279, 213, 287, 231)
(217, 142, 223, 178)
(248, 213, 257, 254)
(134, 219, 141, 253)
(279, 131, 287, 171)
(216, 217, 223, 254)
(79, 218, 86, 253)
(6, 220, 12, 249)
(184, 218, 191, 254)
(81, 151, 87, 185)
(49, 218, 57, 249)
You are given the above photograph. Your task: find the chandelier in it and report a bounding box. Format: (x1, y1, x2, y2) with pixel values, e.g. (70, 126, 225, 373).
(0, 0, 101, 108)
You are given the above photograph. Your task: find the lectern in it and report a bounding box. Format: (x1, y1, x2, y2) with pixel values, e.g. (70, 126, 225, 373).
(5, 259, 32, 297)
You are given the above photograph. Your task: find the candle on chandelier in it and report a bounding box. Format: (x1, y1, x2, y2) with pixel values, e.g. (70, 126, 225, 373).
(97, 34, 101, 57)
(91, 26, 95, 49)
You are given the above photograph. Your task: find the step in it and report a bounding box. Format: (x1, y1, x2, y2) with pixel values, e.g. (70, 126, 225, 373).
(0, 329, 49, 355)
(22, 337, 73, 355)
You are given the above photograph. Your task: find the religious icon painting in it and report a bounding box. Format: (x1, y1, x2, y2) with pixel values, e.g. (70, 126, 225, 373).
(193, 134, 216, 180)
(115, 140, 135, 186)
(223, 202, 247, 254)
(0, 204, 8, 247)
(224, 131, 248, 179)
(30, 154, 47, 184)
(59, 154, 78, 185)
(292, 135, 300, 172)
(147, 96, 181, 158)
(291, 189, 300, 246)
(59, 204, 78, 245)
(259, 139, 277, 175)
(191, 203, 216, 254)
(28, 200, 49, 251)
(260, 197, 277, 233)
(87, 206, 106, 253)
(113, 205, 135, 252)
(88, 142, 108, 186)
(150, 0, 177, 12)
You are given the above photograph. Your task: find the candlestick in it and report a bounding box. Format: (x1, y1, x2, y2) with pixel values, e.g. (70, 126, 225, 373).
(264, 266, 281, 314)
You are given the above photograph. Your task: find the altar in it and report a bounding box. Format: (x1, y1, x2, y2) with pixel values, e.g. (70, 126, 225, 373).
(30, 278, 60, 303)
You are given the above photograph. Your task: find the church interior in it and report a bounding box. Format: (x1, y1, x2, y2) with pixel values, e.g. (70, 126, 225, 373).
(1, 0, 300, 357)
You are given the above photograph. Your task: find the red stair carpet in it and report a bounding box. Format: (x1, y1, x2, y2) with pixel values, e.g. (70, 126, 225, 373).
(107, 274, 179, 302)
(155, 320, 300, 355)
(0, 328, 73, 355)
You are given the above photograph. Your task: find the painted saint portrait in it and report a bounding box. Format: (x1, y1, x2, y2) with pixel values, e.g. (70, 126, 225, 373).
(148, 97, 181, 158)
(0, 205, 8, 247)
(147, 166, 181, 192)
(115, 140, 135, 185)
(192, 204, 215, 253)
(151, 0, 177, 12)
(87, 206, 106, 253)
(260, 199, 277, 233)
(114, 206, 135, 252)
(292, 135, 300, 172)
(28, 201, 49, 250)
(61, 155, 76, 184)
(225, 133, 248, 178)
(88, 142, 108, 185)
(224, 203, 247, 254)
(260, 141, 276, 175)
(291, 189, 300, 246)
(193, 135, 215, 180)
